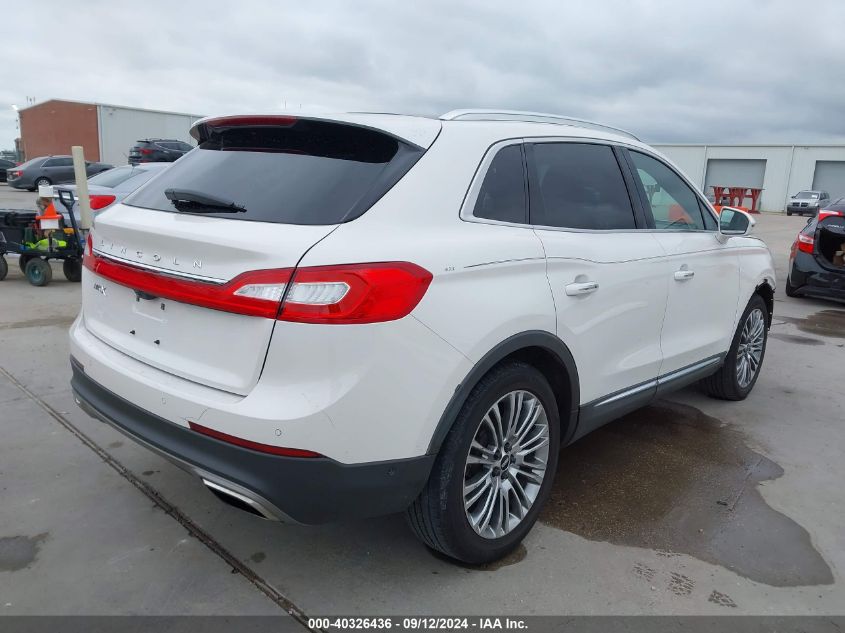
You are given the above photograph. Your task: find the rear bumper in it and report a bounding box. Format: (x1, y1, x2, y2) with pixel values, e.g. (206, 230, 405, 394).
(789, 254, 845, 301)
(71, 358, 434, 524)
(6, 177, 32, 189)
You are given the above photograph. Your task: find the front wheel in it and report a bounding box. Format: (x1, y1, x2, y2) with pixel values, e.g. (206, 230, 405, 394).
(699, 294, 768, 400)
(0, 256, 7, 281)
(407, 361, 560, 564)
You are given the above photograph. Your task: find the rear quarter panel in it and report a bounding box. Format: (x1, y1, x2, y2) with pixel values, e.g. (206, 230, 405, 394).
(294, 125, 556, 459)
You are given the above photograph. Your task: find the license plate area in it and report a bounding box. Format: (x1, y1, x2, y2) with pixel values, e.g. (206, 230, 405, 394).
(132, 294, 168, 324)
(83, 274, 275, 393)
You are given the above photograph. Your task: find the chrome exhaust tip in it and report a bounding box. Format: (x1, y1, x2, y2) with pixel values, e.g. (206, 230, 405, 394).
(201, 478, 283, 521)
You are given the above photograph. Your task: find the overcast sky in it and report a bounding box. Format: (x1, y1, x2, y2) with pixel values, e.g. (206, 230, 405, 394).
(2, 0, 843, 150)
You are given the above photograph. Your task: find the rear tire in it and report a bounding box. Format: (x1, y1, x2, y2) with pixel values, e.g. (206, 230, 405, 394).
(785, 275, 800, 298)
(0, 256, 7, 281)
(19, 253, 36, 273)
(63, 259, 82, 282)
(25, 258, 52, 287)
(699, 294, 768, 401)
(406, 361, 560, 564)
(34, 177, 51, 189)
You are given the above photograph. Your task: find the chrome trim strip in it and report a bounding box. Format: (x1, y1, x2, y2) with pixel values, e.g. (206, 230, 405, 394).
(92, 249, 227, 284)
(657, 355, 722, 386)
(595, 380, 657, 407)
(592, 355, 724, 409)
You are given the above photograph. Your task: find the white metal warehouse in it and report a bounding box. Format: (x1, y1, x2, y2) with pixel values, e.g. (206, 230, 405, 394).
(653, 144, 845, 212)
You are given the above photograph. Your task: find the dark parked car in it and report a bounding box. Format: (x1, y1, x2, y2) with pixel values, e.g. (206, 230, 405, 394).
(6, 156, 112, 191)
(786, 190, 830, 216)
(0, 158, 16, 183)
(787, 198, 845, 301)
(128, 139, 193, 165)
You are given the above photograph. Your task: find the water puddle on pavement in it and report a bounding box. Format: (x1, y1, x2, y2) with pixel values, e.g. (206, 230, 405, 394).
(541, 401, 833, 586)
(769, 332, 825, 346)
(780, 309, 845, 339)
(0, 533, 48, 572)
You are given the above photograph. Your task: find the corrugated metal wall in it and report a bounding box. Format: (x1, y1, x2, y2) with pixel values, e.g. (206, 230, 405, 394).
(653, 144, 845, 211)
(97, 105, 203, 166)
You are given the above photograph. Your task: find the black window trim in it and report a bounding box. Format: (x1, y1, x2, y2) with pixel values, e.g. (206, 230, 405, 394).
(620, 147, 719, 234)
(462, 136, 719, 234)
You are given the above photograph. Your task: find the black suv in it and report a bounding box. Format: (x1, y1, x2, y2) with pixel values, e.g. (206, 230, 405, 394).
(128, 139, 193, 165)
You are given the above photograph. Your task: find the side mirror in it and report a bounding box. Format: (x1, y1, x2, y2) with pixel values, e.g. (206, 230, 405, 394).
(719, 207, 754, 237)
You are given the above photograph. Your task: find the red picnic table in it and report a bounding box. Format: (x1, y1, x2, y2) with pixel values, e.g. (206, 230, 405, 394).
(711, 186, 763, 214)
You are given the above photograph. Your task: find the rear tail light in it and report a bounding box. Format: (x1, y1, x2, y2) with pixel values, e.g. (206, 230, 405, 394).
(11, 170, 22, 178)
(89, 195, 116, 210)
(796, 233, 815, 254)
(204, 115, 298, 129)
(139, 148, 154, 155)
(818, 209, 844, 221)
(278, 263, 432, 324)
(85, 250, 432, 324)
(188, 421, 322, 457)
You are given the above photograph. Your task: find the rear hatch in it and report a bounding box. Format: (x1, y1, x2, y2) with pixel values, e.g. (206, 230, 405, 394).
(83, 115, 433, 394)
(816, 211, 845, 270)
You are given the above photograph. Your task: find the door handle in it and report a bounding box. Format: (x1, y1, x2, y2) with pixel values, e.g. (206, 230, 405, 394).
(565, 281, 599, 296)
(674, 270, 695, 281)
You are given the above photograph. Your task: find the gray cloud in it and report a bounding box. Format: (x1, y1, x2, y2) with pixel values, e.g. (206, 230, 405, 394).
(2, 0, 844, 150)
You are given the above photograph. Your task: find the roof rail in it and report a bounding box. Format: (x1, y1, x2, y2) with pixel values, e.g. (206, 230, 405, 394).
(439, 109, 640, 141)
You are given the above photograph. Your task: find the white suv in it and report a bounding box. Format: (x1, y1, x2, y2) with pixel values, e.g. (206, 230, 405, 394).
(70, 110, 775, 564)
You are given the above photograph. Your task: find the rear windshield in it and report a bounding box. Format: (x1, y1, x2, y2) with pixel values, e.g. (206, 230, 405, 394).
(17, 157, 44, 169)
(89, 165, 145, 188)
(124, 120, 423, 225)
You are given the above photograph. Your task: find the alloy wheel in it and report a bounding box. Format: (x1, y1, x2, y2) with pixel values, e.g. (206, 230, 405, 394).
(736, 308, 765, 388)
(463, 390, 550, 539)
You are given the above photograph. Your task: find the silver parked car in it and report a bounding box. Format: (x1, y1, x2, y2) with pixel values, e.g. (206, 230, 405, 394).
(787, 190, 830, 216)
(52, 162, 171, 224)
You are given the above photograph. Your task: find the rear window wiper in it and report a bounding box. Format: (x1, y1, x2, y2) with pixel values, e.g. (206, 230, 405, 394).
(164, 188, 247, 213)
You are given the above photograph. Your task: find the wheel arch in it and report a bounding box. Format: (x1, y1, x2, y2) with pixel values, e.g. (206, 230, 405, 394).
(754, 280, 775, 327)
(426, 330, 580, 455)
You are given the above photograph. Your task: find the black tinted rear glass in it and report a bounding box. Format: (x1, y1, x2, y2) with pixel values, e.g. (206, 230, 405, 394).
(530, 143, 636, 230)
(473, 144, 527, 223)
(125, 120, 421, 225)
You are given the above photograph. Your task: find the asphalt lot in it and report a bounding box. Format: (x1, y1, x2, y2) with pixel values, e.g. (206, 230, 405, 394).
(1, 182, 844, 617)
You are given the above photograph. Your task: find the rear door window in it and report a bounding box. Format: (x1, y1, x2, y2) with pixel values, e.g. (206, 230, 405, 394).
(528, 142, 637, 230)
(472, 144, 527, 224)
(125, 119, 423, 225)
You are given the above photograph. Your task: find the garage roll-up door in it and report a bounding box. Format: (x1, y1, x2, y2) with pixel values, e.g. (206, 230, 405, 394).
(704, 159, 766, 200)
(812, 161, 845, 201)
